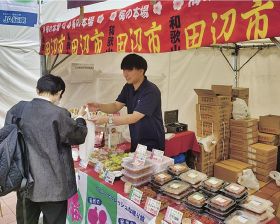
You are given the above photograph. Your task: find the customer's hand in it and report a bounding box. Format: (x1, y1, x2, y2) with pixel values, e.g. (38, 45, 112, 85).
(87, 102, 100, 112)
(78, 106, 86, 117)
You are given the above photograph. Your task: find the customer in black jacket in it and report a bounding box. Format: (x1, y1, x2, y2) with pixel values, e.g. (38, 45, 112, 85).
(5, 74, 87, 224)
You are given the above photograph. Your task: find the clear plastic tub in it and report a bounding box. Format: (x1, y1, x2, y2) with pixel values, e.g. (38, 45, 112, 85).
(121, 158, 153, 175)
(164, 189, 192, 200)
(239, 195, 273, 214)
(168, 163, 189, 175)
(224, 210, 261, 224)
(122, 169, 153, 183)
(161, 180, 191, 195)
(186, 192, 207, 208)
(203, 177, 224, 192)
(121, 176, 151, 187)
(224, 183, 246, 196)
(179, 169, 207, 185)
(208, 194, 235, 211)
(152, 171, 173, 186)
(205, 205, 236, 221)
(220, 188, 248, 201)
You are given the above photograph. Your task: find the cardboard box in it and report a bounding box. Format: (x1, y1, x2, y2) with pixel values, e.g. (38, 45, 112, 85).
(249, 143, 278, 157)
(214, 163, 243, 183)
(196, 104, 231, 122)
(197, 128, 230, 138)
(231, 131, 258, 140)
(216, 140, 230, 151)
(259, 115, 280, 135)
(215, 138, 229, 161)
(197, 104, 232, 115)
(211, 85, 232, 96)
(256, 174, 271, 183)
(230, 142, 249, 152)
(196, 120, 229, 138)
(230, 149, 276, 163)
(195, 89, 231, 106)
(258, 132, 279, 146)
(252, 166, 275, 176)
(230, 136, 258, 146)
(230, 118, 258, 128)
(232, 87, 249, 98)
(230, 155, 277, 170)
(214, 159, 251, 182)
(230, 125, 258, 134)
(220, 159, 252, 169)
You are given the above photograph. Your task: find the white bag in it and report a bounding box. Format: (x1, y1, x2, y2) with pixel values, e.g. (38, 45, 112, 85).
(238, 169, 259, 190)
(79, 120, 95, 162)
(232, 98, 250, 120)
(269, 171, 280, 186)
(199, 135, 217, 153)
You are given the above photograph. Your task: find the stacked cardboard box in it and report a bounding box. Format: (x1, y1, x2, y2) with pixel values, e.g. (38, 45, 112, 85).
(195, 85, 232, 175)
(259, 115, 280, 172)
(214, 159, 252, 183)
(195, 144, 215, 176)
(232, 87, 249, 105)
(230, 118, 258, 162)
(258, 132, 279, 146)
(231, 143, 277, 182)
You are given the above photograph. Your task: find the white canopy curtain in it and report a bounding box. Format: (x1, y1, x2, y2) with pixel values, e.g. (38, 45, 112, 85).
(46, 45, 280, 132)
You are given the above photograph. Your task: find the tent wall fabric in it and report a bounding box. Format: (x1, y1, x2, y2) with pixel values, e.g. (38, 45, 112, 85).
(0, 0, 41, 126)
(48, 47, 280, 132)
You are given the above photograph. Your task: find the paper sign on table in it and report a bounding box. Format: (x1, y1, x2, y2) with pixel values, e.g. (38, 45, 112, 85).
(151, 149, 164, 162)
(129, 187, 143, 205)
(164, 206, 183, 224)
(144, 197, 161, 216)
(104, 170, 115, 185)
(133, 144, 147, 166)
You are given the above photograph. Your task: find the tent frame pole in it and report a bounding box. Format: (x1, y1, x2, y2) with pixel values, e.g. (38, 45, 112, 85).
(218, 44, 266, 87)
(232, 44, 239, 88)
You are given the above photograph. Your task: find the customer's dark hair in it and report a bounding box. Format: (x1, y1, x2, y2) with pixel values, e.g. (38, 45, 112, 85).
(36, 74, 65, 97)
(121, 54, 148, 74)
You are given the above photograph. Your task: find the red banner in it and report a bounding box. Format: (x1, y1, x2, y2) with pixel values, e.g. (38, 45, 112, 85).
(40, 0, 280, 55)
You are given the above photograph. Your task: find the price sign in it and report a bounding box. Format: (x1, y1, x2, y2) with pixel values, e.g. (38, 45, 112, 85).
(133, 144, 147, 166)
(164, 206, 183, 224)
(144, 197, 161, 216)
(129, 187, 143, 205)
(104, 170, 115, 185)
(151, 149, 164, 162)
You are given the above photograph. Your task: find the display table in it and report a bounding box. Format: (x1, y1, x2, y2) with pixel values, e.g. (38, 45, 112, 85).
(117, 131, 200, 157)
(68, 165, 278, 224)
(165, 131, 200, 157)
(67, 166, 153, 224)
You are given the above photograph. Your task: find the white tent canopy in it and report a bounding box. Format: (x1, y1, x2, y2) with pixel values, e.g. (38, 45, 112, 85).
(1, 0, 280, 132)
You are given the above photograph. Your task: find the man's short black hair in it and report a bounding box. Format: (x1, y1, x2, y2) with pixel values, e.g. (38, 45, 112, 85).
(36, 74, 65, 97)
(121, 54, 148, 74)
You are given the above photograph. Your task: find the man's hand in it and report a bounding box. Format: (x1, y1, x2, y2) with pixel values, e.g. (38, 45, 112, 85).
(87, 102, 100, 112)
(91, 115, 108, 125)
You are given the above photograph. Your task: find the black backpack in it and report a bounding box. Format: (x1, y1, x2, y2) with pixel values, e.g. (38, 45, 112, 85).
(0, 113, 33, 196)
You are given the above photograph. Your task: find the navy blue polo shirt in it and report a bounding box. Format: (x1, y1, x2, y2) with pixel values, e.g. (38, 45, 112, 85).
(116, 76, 165, 152)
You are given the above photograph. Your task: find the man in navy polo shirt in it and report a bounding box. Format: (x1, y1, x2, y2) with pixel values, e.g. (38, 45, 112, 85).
(88, 54, 165, 152)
